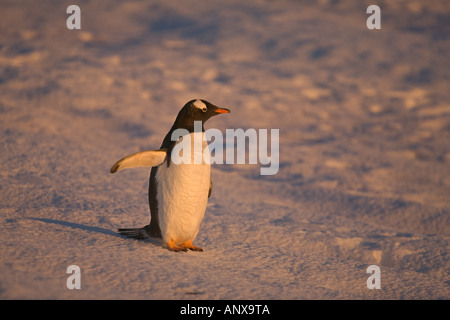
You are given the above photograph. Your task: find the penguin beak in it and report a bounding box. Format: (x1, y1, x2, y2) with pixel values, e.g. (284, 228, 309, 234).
(215, 108, 230, 114)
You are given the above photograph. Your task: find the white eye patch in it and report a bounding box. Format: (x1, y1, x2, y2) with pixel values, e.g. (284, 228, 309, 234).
(193, 99, 207, 111)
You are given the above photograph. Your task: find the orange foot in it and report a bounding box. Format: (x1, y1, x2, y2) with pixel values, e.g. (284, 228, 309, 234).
(180, 240, 203, 252)
(167, 239, 187, 252)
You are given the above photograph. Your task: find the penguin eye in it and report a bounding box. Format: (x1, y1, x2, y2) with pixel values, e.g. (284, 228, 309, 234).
(202, 107, 207, 112)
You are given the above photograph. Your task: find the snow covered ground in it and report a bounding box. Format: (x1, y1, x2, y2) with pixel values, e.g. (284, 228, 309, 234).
(0, 0, 449, 299)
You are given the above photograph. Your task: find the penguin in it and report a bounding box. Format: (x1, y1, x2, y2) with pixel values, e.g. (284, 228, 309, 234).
(110, 99, 230, 252)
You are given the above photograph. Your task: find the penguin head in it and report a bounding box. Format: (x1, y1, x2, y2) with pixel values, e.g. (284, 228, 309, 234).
(174, 99, 230, 131)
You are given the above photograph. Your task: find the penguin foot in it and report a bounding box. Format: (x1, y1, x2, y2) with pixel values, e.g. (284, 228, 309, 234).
(167, 240, 188, 252)
(180, 240, 203, 252)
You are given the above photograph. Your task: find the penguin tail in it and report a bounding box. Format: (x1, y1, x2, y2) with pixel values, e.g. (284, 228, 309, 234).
(118, 224, 161, 240)
(117, 227, 149, 240)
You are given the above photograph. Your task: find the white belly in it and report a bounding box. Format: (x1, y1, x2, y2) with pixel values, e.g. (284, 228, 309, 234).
(156, 132, 211, 244)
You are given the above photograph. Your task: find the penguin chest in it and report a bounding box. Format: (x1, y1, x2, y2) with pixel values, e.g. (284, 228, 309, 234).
(156, 133, 211, 244)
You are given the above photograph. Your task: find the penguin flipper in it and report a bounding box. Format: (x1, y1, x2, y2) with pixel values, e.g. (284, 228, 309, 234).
(110, 149, 167, 173)
(208, 179, 212, 198)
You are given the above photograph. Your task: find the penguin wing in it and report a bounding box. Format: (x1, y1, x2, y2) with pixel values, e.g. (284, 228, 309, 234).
(110, 149, 167, 173)
(208, 179, 212, 198)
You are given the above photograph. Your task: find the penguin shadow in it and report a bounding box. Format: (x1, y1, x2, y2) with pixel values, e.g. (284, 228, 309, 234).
(27, 217, 121, 237)
(26, 217, 162, 247)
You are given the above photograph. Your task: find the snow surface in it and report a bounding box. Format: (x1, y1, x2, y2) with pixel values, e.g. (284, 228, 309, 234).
(0, 0, 449, 299)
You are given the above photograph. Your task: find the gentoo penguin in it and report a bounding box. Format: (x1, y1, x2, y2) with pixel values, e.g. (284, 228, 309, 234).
(110, 99, 230, 252)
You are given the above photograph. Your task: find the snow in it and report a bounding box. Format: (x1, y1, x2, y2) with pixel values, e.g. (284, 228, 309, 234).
(0, 0, 449, 299)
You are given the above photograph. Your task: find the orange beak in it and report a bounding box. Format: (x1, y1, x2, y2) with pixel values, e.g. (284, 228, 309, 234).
(215, 108, 230, 114)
